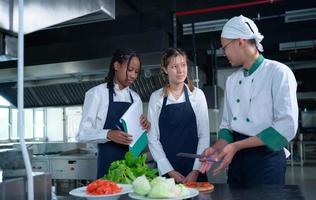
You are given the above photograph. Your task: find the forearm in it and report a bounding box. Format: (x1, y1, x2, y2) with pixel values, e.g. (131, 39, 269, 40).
(232, 136, 264, 151)
(212, 139, 228, 152)
(77, 127, 109, 143)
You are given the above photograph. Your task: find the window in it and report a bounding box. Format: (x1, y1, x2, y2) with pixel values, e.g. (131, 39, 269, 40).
(0, 108, 9, 140)
(11, 109, 18, 139)
(65, 107, 82, 142)
(47, 108, 64, 141)
(24, 109, 34, 139)
(0, 103, 83, 143)
(34, 109, 44, 139)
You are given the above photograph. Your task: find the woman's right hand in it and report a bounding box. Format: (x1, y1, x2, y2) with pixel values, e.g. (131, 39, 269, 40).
(107, 130, 133, 145)
(168, 170, 185, 183)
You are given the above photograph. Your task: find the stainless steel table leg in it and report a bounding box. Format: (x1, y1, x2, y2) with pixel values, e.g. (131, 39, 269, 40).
(290, 142, 294, 167)
(299, 133, 304, 166)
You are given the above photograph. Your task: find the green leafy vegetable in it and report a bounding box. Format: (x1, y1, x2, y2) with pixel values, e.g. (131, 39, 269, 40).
(102, 151, 158, 184)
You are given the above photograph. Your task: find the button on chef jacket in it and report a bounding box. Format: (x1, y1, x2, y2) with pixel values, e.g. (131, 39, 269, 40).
(147, 84, 210, 175)
(76, 83, 142, 143)
(219, 54, 298, 151)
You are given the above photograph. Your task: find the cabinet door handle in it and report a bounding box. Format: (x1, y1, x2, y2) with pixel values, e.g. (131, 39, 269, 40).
(68, 160, 76, 164)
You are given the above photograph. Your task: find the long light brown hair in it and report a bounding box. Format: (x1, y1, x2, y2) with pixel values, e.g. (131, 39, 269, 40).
(160, 47, 194, 97)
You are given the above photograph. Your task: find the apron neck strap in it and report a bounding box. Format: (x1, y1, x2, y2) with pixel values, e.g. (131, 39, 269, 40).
(109, 89, 134, 103)
(162, 85, 189, 106)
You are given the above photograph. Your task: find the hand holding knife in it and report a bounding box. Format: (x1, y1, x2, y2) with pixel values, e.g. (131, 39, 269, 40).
(176, 152, 222, 162)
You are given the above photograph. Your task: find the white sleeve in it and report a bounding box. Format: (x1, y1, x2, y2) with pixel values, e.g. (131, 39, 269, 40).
(76, 90, 110, 143)
(147, 92, 174, 175)
(219, 79, 232, 130)
(271, 67, 298, 141)
(193, 89, 210, 170)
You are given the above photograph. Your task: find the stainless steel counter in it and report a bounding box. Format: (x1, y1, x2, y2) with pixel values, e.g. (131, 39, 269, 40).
(193, 184, 305, 200)
(0, 171, 52, 200)
(126, 184, 304, 200)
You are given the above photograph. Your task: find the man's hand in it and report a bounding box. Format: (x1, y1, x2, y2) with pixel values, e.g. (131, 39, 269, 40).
(212, 143, 238, 175)
(199, 147, 218, 173)
(107, 130, 133, 145)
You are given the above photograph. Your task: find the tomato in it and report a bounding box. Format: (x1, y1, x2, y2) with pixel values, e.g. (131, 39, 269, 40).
(185, 181, 198, 188)
(86, 179, 122, 195)
(87, 182, 98, 193)
(200, 182, 212, 187)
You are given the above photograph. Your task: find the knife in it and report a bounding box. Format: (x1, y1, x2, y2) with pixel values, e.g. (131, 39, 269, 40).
(176, 152, 222, 162)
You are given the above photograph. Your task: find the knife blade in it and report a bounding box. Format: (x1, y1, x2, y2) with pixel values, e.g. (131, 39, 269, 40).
(176, 152, 222, 162)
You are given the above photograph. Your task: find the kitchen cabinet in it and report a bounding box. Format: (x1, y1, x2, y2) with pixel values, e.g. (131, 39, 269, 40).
(32, 159, 50, 172)
(32, 154, 97, 180)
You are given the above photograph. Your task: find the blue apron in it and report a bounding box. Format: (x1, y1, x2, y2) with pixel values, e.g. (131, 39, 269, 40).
(96, 89, 134, 178)
(227, 131, 286, 185)
(159, 87, 207, 181)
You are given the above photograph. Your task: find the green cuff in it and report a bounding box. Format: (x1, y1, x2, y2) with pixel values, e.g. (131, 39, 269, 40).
(256, 127, 288, 151)
(218, 128, 233, 144)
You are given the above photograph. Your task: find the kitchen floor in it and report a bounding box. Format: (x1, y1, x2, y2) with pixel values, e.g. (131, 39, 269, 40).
(207, 164, 316, 200)
(285, 164, 316, 200)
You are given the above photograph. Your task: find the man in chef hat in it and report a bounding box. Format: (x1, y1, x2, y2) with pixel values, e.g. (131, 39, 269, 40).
(200, 15, 298, 185)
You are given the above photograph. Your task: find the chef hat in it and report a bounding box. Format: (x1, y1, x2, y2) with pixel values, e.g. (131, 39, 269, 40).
(221, 15, 264, 52)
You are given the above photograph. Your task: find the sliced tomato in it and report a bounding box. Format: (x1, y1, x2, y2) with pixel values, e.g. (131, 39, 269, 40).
(86, 179, 122, 195)
(200, 182, 212, 187)
(185, 181, 198, 188)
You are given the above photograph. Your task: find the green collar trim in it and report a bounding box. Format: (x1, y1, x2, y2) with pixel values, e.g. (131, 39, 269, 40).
(243, 54, 264, 77)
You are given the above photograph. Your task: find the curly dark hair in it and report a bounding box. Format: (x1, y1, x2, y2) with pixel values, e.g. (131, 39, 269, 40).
(106, 48, 141, 94)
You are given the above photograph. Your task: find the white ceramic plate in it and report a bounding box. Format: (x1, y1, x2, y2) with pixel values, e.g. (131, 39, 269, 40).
(69, 184, 132, 200)
(128, 188, 199, 200)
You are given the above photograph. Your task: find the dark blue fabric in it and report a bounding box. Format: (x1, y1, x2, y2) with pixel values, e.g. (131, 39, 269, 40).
(159, 87, 207, 181)
(227, 131, 286, 185)
(97, 90, 133, 178)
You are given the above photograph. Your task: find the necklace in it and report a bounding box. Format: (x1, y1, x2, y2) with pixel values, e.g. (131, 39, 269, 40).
(170, 88, 183, 99)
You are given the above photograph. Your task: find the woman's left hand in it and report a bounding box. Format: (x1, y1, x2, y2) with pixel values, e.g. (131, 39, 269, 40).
(140, 114, 151, 132)
(183, 170, 199, 183)
(212, 143, 238, 176)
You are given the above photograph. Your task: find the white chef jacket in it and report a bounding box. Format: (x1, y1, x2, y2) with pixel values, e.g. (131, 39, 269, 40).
(76, 83, 142, 143)
(147, 84, 210, 175)
(219, 55, 298, 151)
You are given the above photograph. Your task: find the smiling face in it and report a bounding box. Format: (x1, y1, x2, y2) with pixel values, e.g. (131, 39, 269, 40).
(114, 56, 140, 89)
(163, 54, 187, 86)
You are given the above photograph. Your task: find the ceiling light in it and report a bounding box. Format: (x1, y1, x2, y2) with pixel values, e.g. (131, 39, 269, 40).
(183, 19, 228, 35)
(285, 8, 316, 23)
(279, 40, 316, 51)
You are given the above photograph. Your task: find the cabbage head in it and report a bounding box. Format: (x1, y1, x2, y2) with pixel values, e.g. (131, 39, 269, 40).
(132, 175, 151, 196)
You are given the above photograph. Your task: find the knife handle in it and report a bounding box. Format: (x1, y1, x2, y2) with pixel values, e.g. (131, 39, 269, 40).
(206, 156, 222, 162)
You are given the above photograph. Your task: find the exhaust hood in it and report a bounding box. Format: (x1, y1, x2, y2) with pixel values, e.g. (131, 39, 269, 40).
(0, 9, 175, 107)
(0, 33, 17, 62)
(0, 0, 115, 62)
(0, 0, 115, 34)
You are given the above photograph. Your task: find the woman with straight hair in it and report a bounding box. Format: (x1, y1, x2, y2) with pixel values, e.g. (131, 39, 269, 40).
(147, 47, 210, 183)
